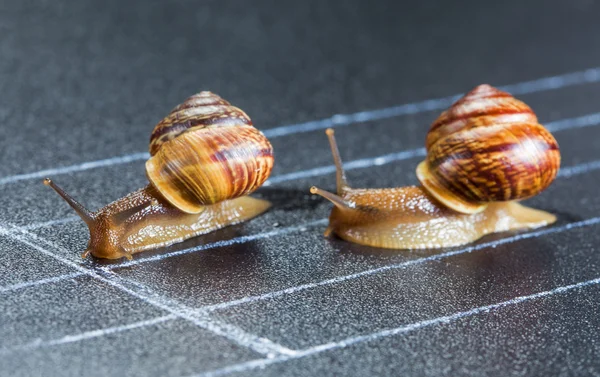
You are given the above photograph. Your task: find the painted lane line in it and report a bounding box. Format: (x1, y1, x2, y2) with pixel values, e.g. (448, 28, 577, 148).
(1, 225, 296, 357)
(22, 216, 80, 231)
(196, 275, 600, 376)
(0, 272, 83, 294)
(199, 216, 600, 312)
(1, 315, 177, 354)
(263, 67, 600, 138)
(19, 109, 600, 232)
(2, 67, 600, 186)
(3, 156, 599, 295)
(3, 215, 599, 355)
(0, 152, 150, 186)
(266, 110, 600, 185)
(0, 219, 328, 293)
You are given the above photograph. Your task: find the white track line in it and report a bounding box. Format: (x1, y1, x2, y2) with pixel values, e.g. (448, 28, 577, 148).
(0, 152, 150, 186)
(266, 148, 426, 185)
(0, 272, 83, 294)
(3, 156, 600, 296)
(266, 111, 600, 185)
(196, 275, 600, 377)
(3, 215, 598, 354)
(1, 225, 296, 357)
(1, 314, 177, 354)
(545, 111, 600, 133)
(199, 216, 600, 312)
(2, 67, 600, 186)
(558, 159, 600, 178)
(22, 216, 80, 231)
(262, 67, 600, 138)
(0, 108, 597, 318)
(18, 109, 600, 232)
(0, 220, 327, 294)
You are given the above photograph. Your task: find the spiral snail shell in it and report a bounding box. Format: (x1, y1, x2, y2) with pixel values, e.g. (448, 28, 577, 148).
(146, 91, 274, 213)
(44, 92, 274, 260)
(311, 84, 559, 249)
(417, 84, 560, 214)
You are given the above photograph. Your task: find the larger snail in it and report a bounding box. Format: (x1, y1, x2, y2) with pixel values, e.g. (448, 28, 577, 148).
(44, 92, 274, 260)
(311, 84, 560, 249)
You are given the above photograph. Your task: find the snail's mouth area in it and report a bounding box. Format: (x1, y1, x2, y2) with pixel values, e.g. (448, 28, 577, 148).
(85, 220, 130, 260)
(85, 239, 127, 260)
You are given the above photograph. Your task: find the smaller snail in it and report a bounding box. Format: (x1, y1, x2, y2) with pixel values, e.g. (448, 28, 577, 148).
(44, 92, 274, 260)
(311, 85, 559, 249)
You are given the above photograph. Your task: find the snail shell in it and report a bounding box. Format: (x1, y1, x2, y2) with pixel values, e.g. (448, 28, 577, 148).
(417, 84, 560, 214)
(146, 92, 274, 213)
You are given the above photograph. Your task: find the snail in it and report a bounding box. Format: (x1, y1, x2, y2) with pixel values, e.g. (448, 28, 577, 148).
(44, 92, 274, 260)
(310, 84, 560, 249)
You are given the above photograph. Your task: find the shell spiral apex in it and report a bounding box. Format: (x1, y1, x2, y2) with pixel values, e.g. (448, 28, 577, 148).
(417, 84, 560, 214)
(145, 92, 274, 214)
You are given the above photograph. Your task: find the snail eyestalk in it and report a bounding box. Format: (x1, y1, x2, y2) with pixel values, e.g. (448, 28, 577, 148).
(310, 186, 353, 210)
(325, 128, 349, 194)
(43, 178, 95, 225)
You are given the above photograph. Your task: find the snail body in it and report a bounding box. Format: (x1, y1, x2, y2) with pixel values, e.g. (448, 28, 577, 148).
(311, 85, 559, 249)
(45, 92, 273, 260)
(312, 183, 554, 249)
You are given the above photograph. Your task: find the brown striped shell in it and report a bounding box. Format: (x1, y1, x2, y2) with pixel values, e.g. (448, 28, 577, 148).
(145, 92, 274, 214)
(416, 84, 560, 214)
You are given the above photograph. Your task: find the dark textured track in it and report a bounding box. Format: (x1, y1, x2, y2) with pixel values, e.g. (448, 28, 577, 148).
(1, 1, 600, 376)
